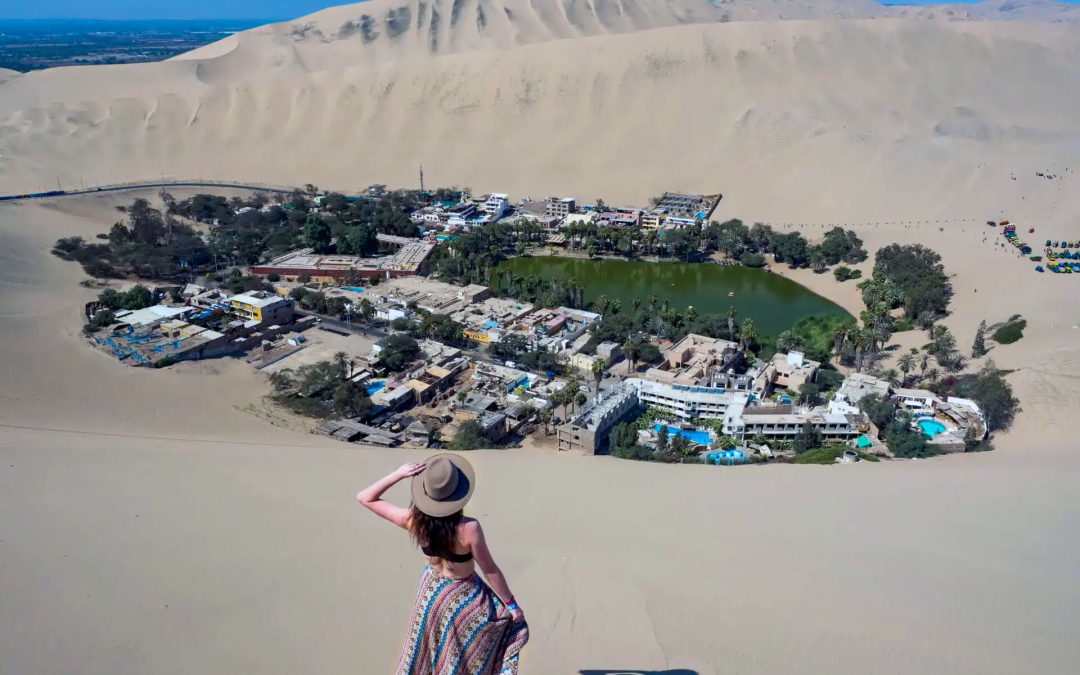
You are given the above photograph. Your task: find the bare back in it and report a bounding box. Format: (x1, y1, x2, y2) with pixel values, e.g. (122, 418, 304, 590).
(422, 517, 477, 579)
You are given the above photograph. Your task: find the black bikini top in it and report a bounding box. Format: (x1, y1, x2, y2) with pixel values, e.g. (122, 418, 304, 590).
(421, 545, 473, 563)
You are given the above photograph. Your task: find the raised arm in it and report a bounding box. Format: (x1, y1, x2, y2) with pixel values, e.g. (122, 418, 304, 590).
(356, 463, 425, 529)
(464, 520, 524, 621)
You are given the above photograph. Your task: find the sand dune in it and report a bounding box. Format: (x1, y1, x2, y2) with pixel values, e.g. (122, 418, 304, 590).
(2, 5, 1079, 231)
(2, 194, 1080, 674)
(3, 3, 1080, 672)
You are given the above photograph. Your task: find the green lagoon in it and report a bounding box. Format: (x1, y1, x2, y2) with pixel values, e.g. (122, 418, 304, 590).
(496, 257, 851, 337)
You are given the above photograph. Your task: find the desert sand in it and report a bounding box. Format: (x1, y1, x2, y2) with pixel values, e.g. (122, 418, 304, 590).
(3, 1, 1080, 673)
(2, 0, 1080, 232)
(1, 191, 1079, 675)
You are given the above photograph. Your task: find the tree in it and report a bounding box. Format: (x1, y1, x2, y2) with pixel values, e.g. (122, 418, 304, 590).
(970, 361, 1019, 432)
(656, 424, 669, 453)
(725, 306, 738, 342)
(798, 381, 822, 407)
(776, 330, 807, 354)
(882, 368, 901, 387)
(331, 381, 372, 418)
(858, 393, 896, 432)
(972, 320, 988, 358)
(593, 295, 610, 315)
(303, 215, 332, 252)
(793, 421, 823, 454)
(623, 338, 640, 373)
(738, 318, 757, 352)
(817, 227, 867, 265)
(897, 353, 916, 385)
(539, 408, 553, 436)
(770, 232, 810, 267)
(884, 417, 939, 458)
(609, 422, 639, 453)
(377, 334, 420, 373)
(451, 420, 486, 450)
(670, 434, 695, 458)
(341, 223, 378, 255)
(590, 358, 606, 394)
(121, 285, 154, 310)
(872, 243, 952, 318)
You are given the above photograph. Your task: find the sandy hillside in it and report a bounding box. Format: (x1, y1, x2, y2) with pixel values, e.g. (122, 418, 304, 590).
(3, 2, 1080, 672)
(2, 194, 1080, 674)
(0, 1, 1078, 231)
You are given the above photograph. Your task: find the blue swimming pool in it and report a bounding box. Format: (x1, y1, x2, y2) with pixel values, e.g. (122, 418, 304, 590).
(705, 449, 747, 464)
(655, 424, 712, 446)
(917, 418, 947, 437)
(342, 286, 365, 292)
(365, 381, 386, 396)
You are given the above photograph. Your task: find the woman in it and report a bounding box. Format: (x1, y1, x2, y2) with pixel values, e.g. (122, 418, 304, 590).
(357, 454, 528, 674)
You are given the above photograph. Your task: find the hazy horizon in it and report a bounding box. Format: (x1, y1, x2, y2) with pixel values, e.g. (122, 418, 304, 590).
(5, 0, 1079, 21)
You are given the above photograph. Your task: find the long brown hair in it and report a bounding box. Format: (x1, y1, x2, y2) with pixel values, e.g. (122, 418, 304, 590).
(407, 504, 463, 559)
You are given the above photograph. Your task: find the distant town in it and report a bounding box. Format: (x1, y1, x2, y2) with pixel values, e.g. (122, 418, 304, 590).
(52, 182, 1019, 465)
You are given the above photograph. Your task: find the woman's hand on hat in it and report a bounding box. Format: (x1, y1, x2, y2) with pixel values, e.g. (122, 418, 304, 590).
(395, 462, 426, 479)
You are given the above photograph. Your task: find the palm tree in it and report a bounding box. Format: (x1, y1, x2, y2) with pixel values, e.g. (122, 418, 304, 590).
(333, 351, 350, 379)
(726, 306, 738, 342)
(925, 367, 941, 386)
(631, 297, 642, 315)
(883, 368, 901, 387)
(919, 351, 929, 378)
(593, 295, 610, 315)
(574, 391, 588, 414)
(539, 408, 553, 436)
(686, 305, 699, 326)
(590, 358, 606, 394)
(739, 318, 757, 351)
(851, 327, 869, 372)
(609, 299, 622, 316)
(623, 338, 639, 373)
(897, 353, 916, 385)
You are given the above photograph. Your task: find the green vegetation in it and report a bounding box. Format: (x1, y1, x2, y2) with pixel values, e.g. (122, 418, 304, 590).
(451, 420, 487, 451)
(991, 317, 1026, 345)
(268, 357, 372, 419)
(53, 188, 439, 282)
(972, 320, 988, 357)
(376, 334, 421, 373)
(83, 309, 116, 335)
(883, 415, 941, 459)
(95, 284, 155, 312)
(866, 244, 952, 321)
(858, 393, 897, 430)
(793, 445, 880, 464)
(964, 361, 1020, 432)
(785, 313, 857, 363)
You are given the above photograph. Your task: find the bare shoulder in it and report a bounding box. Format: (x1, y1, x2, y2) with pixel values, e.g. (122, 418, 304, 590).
(459, 517, 484, 541)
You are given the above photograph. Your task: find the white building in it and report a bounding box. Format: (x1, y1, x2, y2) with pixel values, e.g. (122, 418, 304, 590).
(629, 378, 750, 423)
(481, 193, 510, 220)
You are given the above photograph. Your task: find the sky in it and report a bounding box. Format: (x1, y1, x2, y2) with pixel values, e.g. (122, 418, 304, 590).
(1, 0, 1078, 21)
(0, 1, 339, 21)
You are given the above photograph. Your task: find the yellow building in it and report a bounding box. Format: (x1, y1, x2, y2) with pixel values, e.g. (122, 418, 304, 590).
(229, 291, 294, 325)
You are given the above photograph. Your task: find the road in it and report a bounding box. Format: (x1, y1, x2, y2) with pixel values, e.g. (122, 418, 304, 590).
(0, 179, 306, 202)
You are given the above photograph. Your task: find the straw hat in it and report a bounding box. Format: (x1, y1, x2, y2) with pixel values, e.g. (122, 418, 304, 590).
(411, 454, 475, 517)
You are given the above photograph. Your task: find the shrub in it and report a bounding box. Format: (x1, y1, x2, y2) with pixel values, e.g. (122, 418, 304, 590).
(267, 273, 281, 282)
(991, 318, 1026, 345)
(739, 252, 766, 268)
(833, 265, 854, 281)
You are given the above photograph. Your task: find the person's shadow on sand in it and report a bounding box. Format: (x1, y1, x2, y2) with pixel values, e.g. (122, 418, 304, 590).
(580, 670, 698, 675)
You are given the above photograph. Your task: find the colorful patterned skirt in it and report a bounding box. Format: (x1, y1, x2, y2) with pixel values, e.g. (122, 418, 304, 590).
(396, 565, 529, 674)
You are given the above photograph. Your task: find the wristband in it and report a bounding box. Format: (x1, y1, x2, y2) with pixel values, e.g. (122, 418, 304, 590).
(506, 601, 519, 611)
